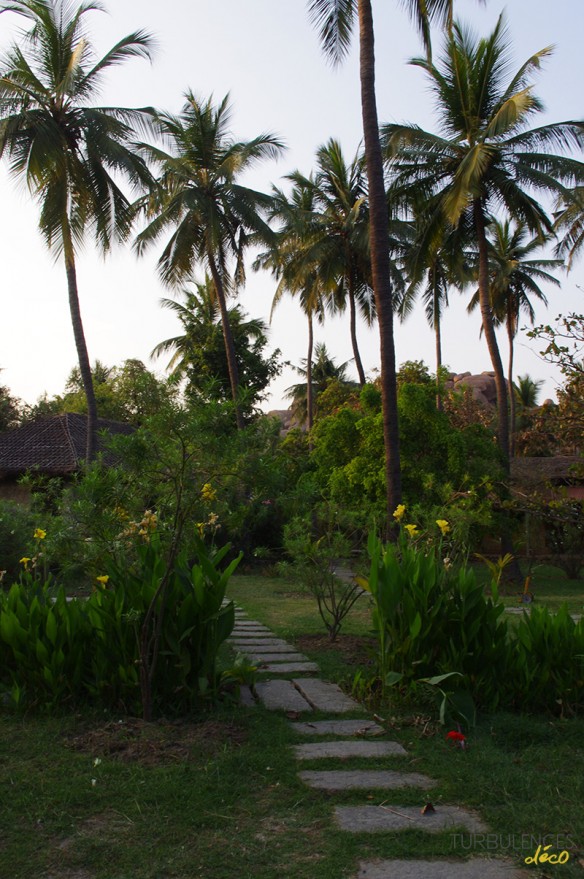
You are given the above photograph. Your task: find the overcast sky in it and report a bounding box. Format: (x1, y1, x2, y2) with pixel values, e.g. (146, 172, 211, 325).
(0, 0, 583, 410)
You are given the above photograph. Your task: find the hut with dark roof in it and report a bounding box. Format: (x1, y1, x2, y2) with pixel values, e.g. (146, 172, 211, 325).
(0, 413, 133, 502)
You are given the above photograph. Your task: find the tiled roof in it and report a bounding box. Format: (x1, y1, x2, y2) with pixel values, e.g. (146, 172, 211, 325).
(0, 414, 134, 476)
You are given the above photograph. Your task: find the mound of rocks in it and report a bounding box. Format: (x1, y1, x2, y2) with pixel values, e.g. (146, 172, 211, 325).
(444, 371, 498, 407)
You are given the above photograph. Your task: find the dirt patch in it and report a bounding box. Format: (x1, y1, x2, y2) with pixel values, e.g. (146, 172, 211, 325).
(294, 633, 376, 666)
(64, 717, 247, 766)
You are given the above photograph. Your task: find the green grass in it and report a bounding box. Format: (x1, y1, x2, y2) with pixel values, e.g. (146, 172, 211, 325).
(1, 570, 583, 878)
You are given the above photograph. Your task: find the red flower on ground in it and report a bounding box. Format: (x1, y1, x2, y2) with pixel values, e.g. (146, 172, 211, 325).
(446, 730, 467, 748)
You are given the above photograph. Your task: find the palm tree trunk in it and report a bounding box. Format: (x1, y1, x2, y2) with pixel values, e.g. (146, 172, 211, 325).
(507, 311, 516, 458)
(474, 200, 510, 470)
(358, 0, 402, 526)
(62, 217, 98, 462)
(348, 279, 366, 386)
(434, 277, 443, 411)
(307, 310, 314, 432)
(207, 251, 244, 430)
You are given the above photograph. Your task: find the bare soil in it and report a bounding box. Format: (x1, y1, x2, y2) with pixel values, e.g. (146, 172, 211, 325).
(64, 717, 247, 766)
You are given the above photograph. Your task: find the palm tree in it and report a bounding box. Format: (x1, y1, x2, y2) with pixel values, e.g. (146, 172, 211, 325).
(0, 0, 153, 459)
(397, 216, 472, 407)
(152, 276, 277, 415)
(382, 16, 584, 470)
(285, 342, 351, 427)
(515, 373, 544, 409)
(554, 186, 584, 269)
(467, 219, 561, 455)
(256, 178, 327, 431)
(135, 93, 284, 430)
(151, 277, 219, 378)
(307, 0, 478, 521)
(310, 139, 374, 386)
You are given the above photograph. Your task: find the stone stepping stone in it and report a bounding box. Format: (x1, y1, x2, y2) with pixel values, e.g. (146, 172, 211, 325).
(335, 804, 486, 833)
(230, 641, 297, 653)
(239, 685, 256, 707)
(291, 719, 385, 737)
(232, 622, 271, 631)
(258, 662, 319, 674)
(357, 859, 528, 878)
(229, 639, 296, 651)
(255, 680, 313, 712)
(294, 740, 406, 760)
(247, 652, 310, 663)
(299, 770, 435, 790)
(293, 678, 360, 713)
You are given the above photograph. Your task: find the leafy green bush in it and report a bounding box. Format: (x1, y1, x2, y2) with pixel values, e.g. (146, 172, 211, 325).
(511, 606, 584, 714)
(0, 532, 240, 715)
(0, 501, 40, 585)
(363, 527, 584, 716)
(0, 582, 90, 709)
(280, 511, 362, 640)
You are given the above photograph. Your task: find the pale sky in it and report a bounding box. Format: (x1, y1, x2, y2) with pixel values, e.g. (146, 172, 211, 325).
(0, 0, 583, 410)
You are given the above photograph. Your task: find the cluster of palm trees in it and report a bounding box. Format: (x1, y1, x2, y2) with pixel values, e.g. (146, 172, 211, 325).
(1, 0, 583, 530)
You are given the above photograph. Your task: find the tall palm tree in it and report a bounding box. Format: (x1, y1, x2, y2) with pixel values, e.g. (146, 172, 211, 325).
(397, 215, 472, 407)
(467, 219, 561, 455)
(0, 0, 154, 459)
(135, 93, 284, 430)
(310, 139, 374, 386)
(382, 16, 584, 470)
(256, 178, 327, 431)
(307, 0, 479, 521)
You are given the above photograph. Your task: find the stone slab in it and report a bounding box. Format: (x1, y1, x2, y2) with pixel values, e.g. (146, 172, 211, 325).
(294, 740, 406, 760)
(248, 653, 310, 663)
(230, 642, 297, 654)
(232, 623, 271, 631)
(336, 805, 487, 833)
(239, 686, 256, 707)
(228, 639, 295, 650)
(255, 680, 313, 712)
(299, 770, 435, 790)
(259, 662, 319, 674)
(292, 678, 360, 713)
(357, 859, 528, 879)
(290, 719, 385, 737)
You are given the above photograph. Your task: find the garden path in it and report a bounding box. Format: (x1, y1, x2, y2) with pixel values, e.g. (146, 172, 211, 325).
(228, 608, 530, 879)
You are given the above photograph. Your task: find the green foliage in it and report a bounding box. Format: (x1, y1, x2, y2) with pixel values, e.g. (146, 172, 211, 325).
(0, 532, 239, 715)
(0, 582, 91, 710)
(541, 498, 584, 580)
(309, 378, 504, 532)
(36, 360, 171, 426)
(279, 510, 362, 640)
(364, 530, 584, 715)
(0, 380, 20, 430)
(512, 606, 584, 715)
(0, 502, 39, 584)
(362, 530, 509, 708)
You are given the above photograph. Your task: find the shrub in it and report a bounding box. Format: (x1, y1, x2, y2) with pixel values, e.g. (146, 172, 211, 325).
(363, 525, 584, 716)
(0, 532, 240, 716)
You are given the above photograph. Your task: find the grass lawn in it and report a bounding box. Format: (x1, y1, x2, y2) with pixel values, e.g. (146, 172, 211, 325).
(1, 571, 583, 878)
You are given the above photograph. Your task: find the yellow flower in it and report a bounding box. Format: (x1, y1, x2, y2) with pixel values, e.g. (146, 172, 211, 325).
(20, 557, 31, 566)
(34, 528, 46, 540)
(96, 575, 109, 585)
(393, 504, 406, 522)
(201, 483, 217, 503)
(436, 519, 451, 536)
(404, 524, 419, 538)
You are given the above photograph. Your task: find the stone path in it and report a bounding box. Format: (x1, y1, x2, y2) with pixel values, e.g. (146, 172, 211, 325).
(229, 608, 529, 878)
